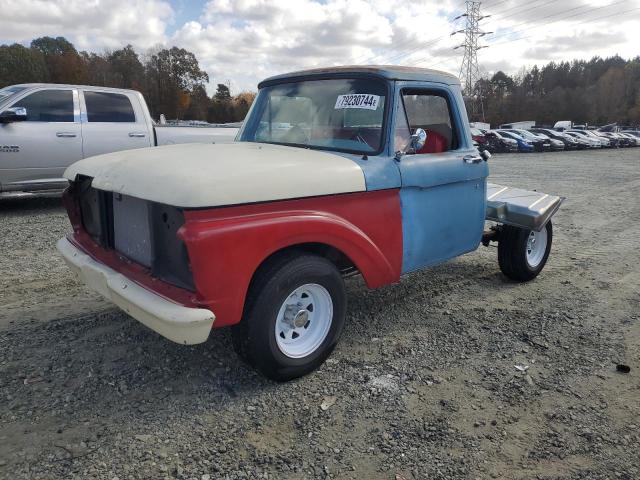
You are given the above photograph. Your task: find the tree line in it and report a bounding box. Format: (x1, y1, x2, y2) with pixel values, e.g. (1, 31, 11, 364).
(0, 36, 254, 123)
(2, 37, 638, 128)
(471, 55, 640, 127)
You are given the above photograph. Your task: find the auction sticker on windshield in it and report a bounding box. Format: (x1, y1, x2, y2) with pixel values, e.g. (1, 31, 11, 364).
(334, 94, 380, 110)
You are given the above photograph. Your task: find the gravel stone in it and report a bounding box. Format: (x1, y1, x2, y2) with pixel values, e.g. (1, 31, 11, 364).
(0, 149, 639, 479)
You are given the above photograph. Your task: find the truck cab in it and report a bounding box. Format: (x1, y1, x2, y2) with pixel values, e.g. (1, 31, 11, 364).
(237, 66, 490, 272)
(0, 84, 239, 194)
(57, 66, 562, 380)
(0, 84, 154, 193)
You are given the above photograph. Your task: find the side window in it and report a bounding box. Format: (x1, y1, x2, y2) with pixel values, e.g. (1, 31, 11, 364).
(396, 90, 456, 154)
(12, 90, 74, 122)
(84, 91, 136, 122)
(393, 101, 412, 152)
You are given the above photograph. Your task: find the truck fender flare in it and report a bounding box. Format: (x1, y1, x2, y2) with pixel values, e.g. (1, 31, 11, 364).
(180, 209, 401, 327)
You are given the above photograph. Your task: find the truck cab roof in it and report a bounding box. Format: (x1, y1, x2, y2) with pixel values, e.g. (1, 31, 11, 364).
(259, 65, 460, 88)
(3, 83, 141, 94)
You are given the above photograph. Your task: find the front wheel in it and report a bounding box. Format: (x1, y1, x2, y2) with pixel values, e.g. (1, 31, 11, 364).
(498, 220, 553, 282)
(232, 253, 346, 381)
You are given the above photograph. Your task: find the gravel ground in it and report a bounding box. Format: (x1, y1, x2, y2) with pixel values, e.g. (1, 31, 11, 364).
(0, 148, 639, 480)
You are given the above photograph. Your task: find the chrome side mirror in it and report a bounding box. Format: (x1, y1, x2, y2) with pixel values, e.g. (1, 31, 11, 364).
(409, 128, 427, 152)
(480, 149, 491, 161)
(395, 128, 427, 161)
(0, 107, 27, 124)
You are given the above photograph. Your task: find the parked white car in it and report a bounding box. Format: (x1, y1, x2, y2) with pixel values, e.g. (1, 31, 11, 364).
(567, 129, 608, 148)
(566, 130, 604, 148)
(0, 84, 239, 193)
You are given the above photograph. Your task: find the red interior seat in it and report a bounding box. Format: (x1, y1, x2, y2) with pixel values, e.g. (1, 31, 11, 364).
(417, 130, 448, 154)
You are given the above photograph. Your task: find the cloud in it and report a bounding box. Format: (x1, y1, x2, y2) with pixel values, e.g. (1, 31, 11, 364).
(478, 0, 640, 75)
(0, 0, 173, 50)
(170, 0, 462, 91)
(0, 0, 638, 92)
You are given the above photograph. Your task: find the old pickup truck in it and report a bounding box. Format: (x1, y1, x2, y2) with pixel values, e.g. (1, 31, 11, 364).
(57, 66, 562, 381)
(0, 84, 238, 193)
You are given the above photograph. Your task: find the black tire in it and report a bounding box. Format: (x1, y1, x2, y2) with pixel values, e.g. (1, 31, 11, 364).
(498, 220, 553, 282)
(232, 252, 346, 381)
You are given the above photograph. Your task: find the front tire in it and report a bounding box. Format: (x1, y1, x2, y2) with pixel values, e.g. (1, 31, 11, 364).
(498, 220, 553, 282)
(232, 253, 346, 381)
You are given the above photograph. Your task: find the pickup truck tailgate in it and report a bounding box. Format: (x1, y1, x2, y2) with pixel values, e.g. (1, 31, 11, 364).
(486, 183, 563, 231)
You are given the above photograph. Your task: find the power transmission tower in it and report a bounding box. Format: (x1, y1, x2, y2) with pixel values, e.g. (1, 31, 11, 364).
(452, 1, 492, 119)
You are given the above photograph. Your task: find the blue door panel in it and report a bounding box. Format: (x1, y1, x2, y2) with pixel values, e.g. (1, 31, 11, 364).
(400, 180, 486, 273)
(394, 81, 488, 274)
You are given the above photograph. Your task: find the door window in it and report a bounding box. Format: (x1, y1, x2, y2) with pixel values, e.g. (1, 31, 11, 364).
(394, 90, 456, 153)
(84, 91, 136, 122)
(11, 90, 74, 122)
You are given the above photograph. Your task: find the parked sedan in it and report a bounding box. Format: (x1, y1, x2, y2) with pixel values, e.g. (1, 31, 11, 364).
(531, 128, 579, 150)
(506, 129, 549, 151)
(595, 131, 621, 148)
(470, 128, 488, 148)
(619, 132, 639, 146)
(566, 130, 604, 148)
(613, 132, 634, 147)
(483, 130, 518, 153)
(621, 130, 640, 139)
(568, 130, 609, 148)
(496, 130, 534, 152)
(563, 132, 597, 149)
(531, 132, 564, 151)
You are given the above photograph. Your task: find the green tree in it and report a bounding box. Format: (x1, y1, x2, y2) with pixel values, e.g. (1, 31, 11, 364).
(214, 83, 231, 101)
(144, 46, 209, 119)
(108, 45, 144, 89)
(30, 36, 77, 56)
(0, 44, 48, 87)
(30, 36, 88, 84)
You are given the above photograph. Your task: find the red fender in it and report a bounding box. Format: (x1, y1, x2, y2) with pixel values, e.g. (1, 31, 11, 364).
(181, 190, 402, 327)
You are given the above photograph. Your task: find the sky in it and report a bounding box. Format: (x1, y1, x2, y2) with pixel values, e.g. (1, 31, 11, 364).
(0, 0, 638, 93)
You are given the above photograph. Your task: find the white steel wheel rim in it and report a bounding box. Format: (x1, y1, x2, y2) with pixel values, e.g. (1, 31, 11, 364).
(274, 283, 333, 359)
(526, 228, 548, 268)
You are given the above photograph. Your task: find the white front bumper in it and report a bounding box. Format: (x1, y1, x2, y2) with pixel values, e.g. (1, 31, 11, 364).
(57, 237, 215, 344)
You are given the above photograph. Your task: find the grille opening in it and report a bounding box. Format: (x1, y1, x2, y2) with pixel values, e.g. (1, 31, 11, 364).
(78, 177, 113, 247)
(76, 180, 194, 291)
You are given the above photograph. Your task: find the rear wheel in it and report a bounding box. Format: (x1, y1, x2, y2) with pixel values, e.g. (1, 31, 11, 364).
(498, 220, 553, 282)
(232, 253, 346, 381)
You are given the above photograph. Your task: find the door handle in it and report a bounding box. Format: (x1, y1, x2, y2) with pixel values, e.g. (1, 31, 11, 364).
(129, 132, 146, 138)
(56, 132, 77, 138)
(463, 155, 482, 164)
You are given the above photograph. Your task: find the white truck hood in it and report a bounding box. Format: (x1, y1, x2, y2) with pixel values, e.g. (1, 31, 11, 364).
(64, 142, 366, 208)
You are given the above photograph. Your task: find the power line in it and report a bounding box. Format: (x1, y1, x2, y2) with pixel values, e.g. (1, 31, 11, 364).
(355, 0, 634, 75)
(356, 0, 543, 66)
(415, 4, 639, 74)
(484, 0, 632, 42)
(486, 5, 640, 48)
(481, 0, 513, 8)
(488, 0, 558, 22)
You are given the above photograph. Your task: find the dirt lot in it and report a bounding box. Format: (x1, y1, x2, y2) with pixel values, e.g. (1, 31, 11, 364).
(0, 148, 638, 480)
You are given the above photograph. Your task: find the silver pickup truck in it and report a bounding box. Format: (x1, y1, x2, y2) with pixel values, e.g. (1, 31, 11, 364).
(0, 84, 239, 193)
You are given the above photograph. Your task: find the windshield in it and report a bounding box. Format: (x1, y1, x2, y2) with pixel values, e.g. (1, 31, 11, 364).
(515, 130, 537, 140)
(239, 78, 387, 154)
(0, 85, 27, 101)
(500, 131, 522, 141)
